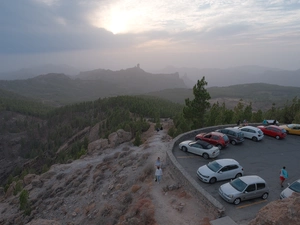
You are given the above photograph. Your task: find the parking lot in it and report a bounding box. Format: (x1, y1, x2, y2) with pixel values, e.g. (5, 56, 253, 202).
(174, 133, 300, 224)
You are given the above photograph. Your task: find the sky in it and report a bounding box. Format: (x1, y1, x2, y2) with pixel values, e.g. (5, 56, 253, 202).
(1, 0, 300, 72)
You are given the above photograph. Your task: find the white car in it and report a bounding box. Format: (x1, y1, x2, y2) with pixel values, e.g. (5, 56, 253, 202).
(236, 126, 264, 142)
(196, 158, 244, 184)
(280, 179, 300, 199)
(179, 140, 220, 159)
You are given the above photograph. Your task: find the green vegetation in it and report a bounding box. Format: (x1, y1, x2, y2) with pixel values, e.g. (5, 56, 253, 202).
(183, 77, 211, 129)
(19, 189, 31, 215)
(168, 78, 300, 138)
(1, 81, 300, 188)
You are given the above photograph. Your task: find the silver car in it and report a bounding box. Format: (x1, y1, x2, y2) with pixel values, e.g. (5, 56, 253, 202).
(197, 158, 243, 184)
(219, 175, 269, 205)
(280, 179, 300, 199)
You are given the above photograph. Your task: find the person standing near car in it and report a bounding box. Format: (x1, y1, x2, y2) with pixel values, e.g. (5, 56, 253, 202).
(280, 166, 288, 187)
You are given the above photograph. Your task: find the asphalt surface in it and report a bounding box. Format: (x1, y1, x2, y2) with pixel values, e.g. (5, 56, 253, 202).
(174, 133, 300, 224)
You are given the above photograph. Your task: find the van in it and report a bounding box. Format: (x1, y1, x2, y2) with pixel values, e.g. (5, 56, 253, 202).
(216, 128, 244, 145)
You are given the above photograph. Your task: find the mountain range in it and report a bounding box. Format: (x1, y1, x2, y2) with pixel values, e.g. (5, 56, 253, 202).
(0, 64, 300, 110)
(155, 65, 300, 88)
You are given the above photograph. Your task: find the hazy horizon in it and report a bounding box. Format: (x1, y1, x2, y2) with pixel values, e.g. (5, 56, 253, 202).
(1, 0, 300, 73)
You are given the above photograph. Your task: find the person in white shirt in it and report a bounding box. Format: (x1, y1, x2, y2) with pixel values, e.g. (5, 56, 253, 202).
(155, 166, 163, 184)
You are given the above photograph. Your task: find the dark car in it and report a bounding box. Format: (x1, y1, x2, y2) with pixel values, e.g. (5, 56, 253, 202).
(257, 125, 287, 139)
(216, 128, 244, 145)
(195, 131, 229, 150)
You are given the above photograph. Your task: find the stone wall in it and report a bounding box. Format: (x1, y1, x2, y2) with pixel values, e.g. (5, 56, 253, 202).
(166, 123, 262, 218)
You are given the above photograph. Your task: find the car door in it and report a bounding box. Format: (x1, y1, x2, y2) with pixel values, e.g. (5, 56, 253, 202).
(264, 127, 273, 136)
(240, 128, 250, 139)
(202, 134, 212, 144)
(255, 183, 267, 198)
(189, 142, 203, 156)
(218, 165, 237, 180)
(242, 184, 257, 201)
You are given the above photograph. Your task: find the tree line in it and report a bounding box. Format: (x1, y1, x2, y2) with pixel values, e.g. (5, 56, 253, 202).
(168, 77, 300, 137)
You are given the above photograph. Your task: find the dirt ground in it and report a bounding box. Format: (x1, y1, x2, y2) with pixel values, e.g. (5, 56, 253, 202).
(142, 122, 214, 225)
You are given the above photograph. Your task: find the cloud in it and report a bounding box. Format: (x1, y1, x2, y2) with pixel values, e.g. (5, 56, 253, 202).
(0, 0, 300, 71)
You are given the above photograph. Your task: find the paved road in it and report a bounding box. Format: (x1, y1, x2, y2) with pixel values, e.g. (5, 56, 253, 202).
(174, 134, 300, 224)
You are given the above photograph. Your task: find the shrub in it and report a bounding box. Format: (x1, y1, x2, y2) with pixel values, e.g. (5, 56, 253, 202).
(19, 189, 31, 215)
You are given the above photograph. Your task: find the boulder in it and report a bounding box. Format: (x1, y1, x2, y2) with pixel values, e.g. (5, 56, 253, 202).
(5, 181, 16, 198)
(24, 174, 38, 186)
(108, 129, 132, 148)
(88, 139, 109, 153)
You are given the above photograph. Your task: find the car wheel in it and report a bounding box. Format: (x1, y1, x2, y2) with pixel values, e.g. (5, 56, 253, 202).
(235, 173, 242, 178)
(203, 153, 209, 159)
(231, 140, 236, 145)
(275, 135, 280, 140)
(233, 198, 241, 205)
(252, 136, 258, 142)
(262, 192, 269, 200)
(217, 144, 222, 150)
(209, 177, 217, 184)
(182, 146, 187, 152)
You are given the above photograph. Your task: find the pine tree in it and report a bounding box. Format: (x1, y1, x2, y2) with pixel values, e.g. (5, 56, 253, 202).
(183, 77, 210, 129)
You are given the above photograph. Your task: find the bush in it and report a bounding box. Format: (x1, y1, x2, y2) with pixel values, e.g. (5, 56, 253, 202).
(19, 189, 31, 215)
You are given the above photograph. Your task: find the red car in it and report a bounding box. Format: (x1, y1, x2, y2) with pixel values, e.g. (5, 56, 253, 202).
(195, 131, 229, 150)
(257, 125, 287, 139)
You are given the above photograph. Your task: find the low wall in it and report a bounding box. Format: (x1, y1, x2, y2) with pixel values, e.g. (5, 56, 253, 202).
(166, 123, 261, 218)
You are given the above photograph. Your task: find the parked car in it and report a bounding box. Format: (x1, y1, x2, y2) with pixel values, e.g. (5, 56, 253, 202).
(178, 140, 220, 159)
(196, 158, 244, 184)
(280, 179, 300, 199)
(257, 125, 287, 139)
(235, 126, 264, 142)
(215, 128, 244, 145)
(279, 124, 300, 136)
(195, 131, 229, 150)
(219, 175, 269, 205)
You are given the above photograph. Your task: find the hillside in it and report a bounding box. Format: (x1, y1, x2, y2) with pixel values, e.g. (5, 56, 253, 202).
(0, 122, 215, 225)
(0, 66, 186, 106)
(144, 83, 300, 111)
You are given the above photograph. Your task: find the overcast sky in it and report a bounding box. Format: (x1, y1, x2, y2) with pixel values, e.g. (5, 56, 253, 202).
(1, 0, 300, 72)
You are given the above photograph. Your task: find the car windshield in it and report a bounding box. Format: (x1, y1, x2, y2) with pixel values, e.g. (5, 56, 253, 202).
(207, 161, 222, 172)
(230, 178, 247, 192)
(280, 128, 286, 133)
(287, 124, 294, 128)
(238, 132, 244, 138)
(258, 130, 263, 135)
(289, 181, 300, 193)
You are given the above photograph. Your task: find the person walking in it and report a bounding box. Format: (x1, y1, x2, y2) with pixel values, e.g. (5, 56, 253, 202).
(155, 157, 161, 168)
(155, 166, 163, 184)
(280, 166, 288, 187)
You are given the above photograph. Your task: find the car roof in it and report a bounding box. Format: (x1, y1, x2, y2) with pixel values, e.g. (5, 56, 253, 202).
(240, 126, 260, 131)
(208, 131, 225, 136)
(214, 158, 239, 166)
(239, 175, 266, 184)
